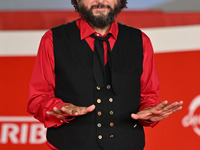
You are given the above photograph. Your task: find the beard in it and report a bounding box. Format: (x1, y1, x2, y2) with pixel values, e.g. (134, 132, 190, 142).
(78, 2, 121, 28)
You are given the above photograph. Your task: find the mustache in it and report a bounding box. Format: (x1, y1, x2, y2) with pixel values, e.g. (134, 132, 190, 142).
(91, 4, 111, 9)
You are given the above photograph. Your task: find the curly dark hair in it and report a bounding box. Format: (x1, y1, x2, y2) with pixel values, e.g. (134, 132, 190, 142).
(71, 0, 127, 12)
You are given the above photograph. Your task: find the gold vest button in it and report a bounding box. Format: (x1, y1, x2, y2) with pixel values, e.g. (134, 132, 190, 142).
(98, 135, 103, 140)
(96, 86, 101, 90)
(109, 98, 113, 102)
(109, 111, 114, 115)
(97, 123, 102, 128)
(97, 99, 101, 103)
(110, 122, 114, 127)
(107, 85, 111, 89)
(97, 111, 102, 116)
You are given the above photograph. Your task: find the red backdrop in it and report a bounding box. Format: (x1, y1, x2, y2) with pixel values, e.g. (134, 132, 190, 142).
(0, 11, 200, 149)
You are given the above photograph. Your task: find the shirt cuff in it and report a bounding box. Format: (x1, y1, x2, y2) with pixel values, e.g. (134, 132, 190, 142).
(45, 102, 75, 128)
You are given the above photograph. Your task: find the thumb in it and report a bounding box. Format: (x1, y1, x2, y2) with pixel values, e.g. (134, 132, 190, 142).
(78, 104, 96, 116)
(131, 113, 140, 120)
(87, 104, 96, 112)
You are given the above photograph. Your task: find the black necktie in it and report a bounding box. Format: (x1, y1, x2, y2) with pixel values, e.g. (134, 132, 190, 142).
(91, 33, 112, 88)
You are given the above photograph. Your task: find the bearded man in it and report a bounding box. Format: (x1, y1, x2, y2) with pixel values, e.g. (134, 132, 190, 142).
(27, 0, 183, 149)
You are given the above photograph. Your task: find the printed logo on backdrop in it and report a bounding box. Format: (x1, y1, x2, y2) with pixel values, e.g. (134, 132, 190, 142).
(182, 95, 200, 136)
(0, 116, 46, 144)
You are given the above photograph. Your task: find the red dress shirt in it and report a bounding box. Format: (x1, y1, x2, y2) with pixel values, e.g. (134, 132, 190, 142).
(28, 18, 160, 149)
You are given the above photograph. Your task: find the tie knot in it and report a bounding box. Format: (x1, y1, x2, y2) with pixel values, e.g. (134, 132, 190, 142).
(90, 33, 111, 42)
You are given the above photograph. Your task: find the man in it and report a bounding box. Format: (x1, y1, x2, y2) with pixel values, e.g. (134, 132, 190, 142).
(27, 0, 183, 149)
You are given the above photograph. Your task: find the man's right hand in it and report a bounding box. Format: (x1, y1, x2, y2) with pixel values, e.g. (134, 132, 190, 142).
(46, 104, 95, 119)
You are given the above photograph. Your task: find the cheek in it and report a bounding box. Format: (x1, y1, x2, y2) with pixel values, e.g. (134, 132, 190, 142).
(110, 0, 119, 9)
(80, 0, 92, 9)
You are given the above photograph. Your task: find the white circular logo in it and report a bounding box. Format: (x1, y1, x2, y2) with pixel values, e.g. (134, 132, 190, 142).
(182, 95, 200, 136)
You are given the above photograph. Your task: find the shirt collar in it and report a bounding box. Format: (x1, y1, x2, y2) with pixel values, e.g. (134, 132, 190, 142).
(77, 18, 118, 40)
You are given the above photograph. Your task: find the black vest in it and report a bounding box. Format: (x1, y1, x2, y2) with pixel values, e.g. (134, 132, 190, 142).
(47, 21, 144, 150)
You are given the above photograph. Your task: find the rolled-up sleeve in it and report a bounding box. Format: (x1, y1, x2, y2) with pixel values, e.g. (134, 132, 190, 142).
(27, 30, 70, 128)
(139, 32, 160, 127)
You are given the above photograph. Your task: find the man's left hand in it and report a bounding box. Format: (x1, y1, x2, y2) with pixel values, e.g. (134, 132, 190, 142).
(131, 100, 183, 122)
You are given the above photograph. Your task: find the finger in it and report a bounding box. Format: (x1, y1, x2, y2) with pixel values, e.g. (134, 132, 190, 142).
(53, 107, 63, 115)
(61, 106, 78, 116)
(177, 101, 184, 108)
(172, 105, 183, 113)
(46, 111, 66, 119)
(131, 113, 150, 120)
(60, 104, 73, 113)
(56, 114, 67, 119)
(163, 105, 183, 117)
(76, 104, 96, 116)
(46, 107, 62, 116)
(163, 102, 178, 110)
(163, 101, 183, 112)
(154, 100, 168, 111)
(87, 104, 96, 112)
(61, 104, 81, 116)
(178, 101, 184, 105)
(47, 110, 69, 119)
(46, 111, 56, 116)
(61, 104, 95, 116)
(131, 113, 140, 120)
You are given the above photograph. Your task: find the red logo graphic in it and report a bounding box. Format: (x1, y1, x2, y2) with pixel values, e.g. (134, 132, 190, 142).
(182, 95, 200, 136)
